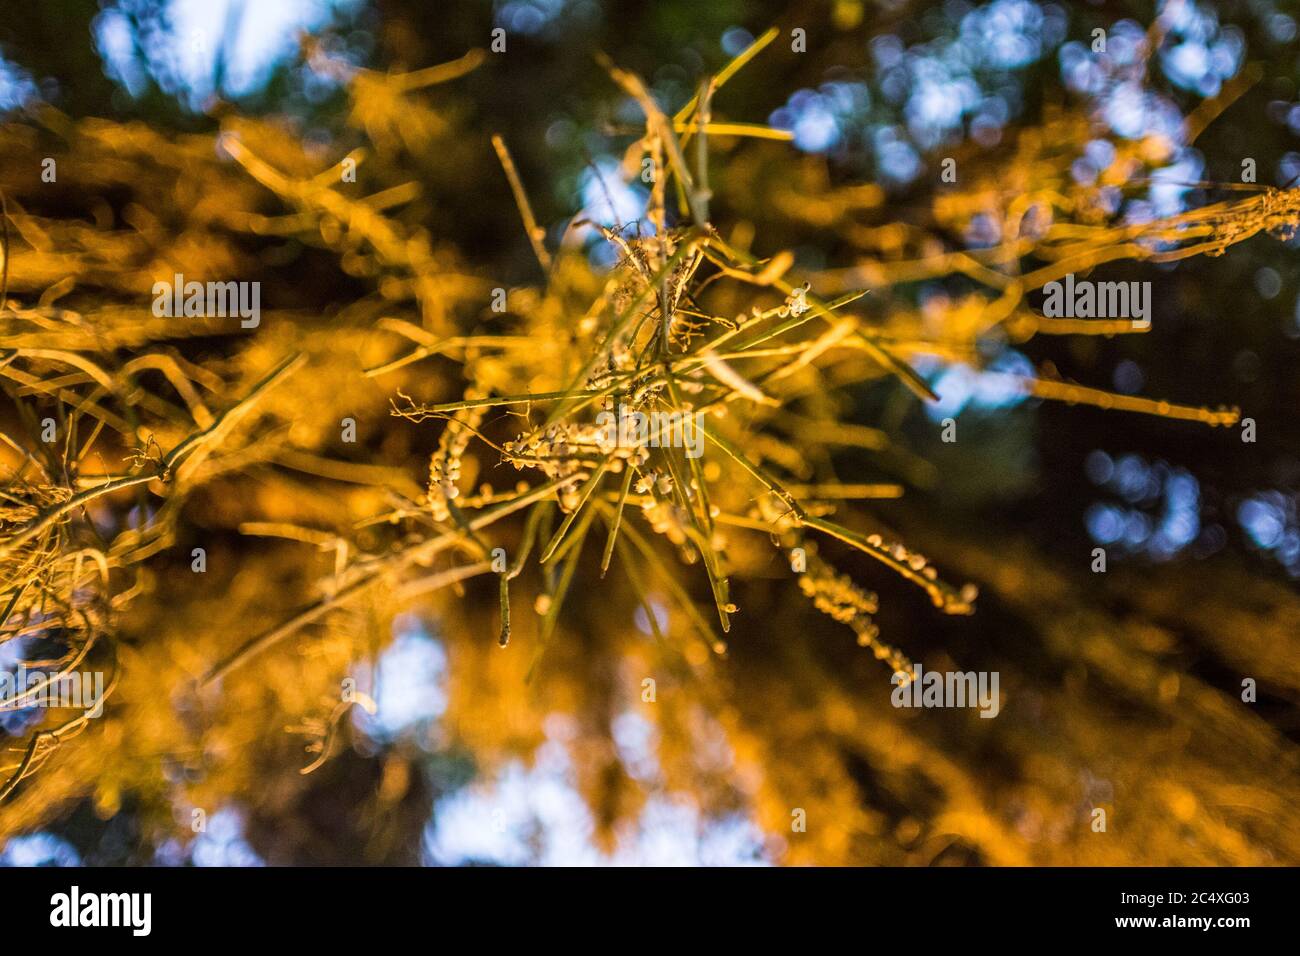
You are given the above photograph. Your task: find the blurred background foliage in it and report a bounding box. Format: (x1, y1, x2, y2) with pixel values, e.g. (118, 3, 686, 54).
(0, 0, 1298, 865)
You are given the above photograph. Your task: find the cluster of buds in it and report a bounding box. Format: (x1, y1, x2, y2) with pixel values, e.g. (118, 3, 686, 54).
(586, 349, 636, 392)
(638, 496, 690, 549)
(634, 469, 674, 497)
(798, 559, 879, 631)
(776, 281, 811, 319)
(864, 533, 978, 613)
(503, 420, 603, 482)
(591, 397, 652, 467)
(428, 392, 486, 523)
(867, 533, 936, 579)
(798, 556, 912, 676)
